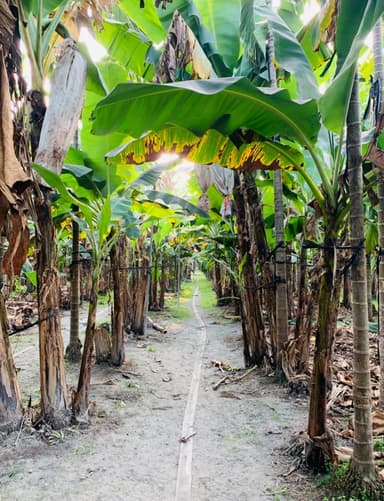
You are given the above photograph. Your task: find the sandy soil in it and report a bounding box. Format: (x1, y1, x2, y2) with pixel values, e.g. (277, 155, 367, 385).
(0, 284, 321, 501)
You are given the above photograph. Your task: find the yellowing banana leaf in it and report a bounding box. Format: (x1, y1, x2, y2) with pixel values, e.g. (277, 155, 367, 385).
(91, 77, 320, 148)
(106, 126, 304, 171)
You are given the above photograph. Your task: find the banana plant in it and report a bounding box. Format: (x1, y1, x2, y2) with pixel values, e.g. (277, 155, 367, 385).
(88, 0, 384, 473)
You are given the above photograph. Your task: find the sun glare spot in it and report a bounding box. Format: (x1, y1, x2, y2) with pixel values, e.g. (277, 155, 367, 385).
(301, 0, 320, 24)
(79, 27, 107, 62)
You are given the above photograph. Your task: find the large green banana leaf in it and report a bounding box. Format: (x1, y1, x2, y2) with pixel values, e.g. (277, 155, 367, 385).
(106, 126, 304, 171)
(193, 0, 241, 71)
(91, 77, 320, 147)
(119, 0, 166, 43)
(241, 1, 319, 99)
(142, 190, 208, 218)
(320, 0, 384, 132)
(96, 20, 155, 78)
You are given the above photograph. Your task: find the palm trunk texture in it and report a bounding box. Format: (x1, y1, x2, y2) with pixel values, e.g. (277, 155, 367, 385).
(346, 74, 379, 496)
(373, 20, 384, 410)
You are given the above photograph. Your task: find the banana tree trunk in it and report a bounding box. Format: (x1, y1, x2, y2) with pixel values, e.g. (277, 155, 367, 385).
(35, 189, 69, 427)
(266, 2, 287, 376)
(65, 218, 82, 362)
(0, 293, 22, 431)
(273, 169, 288, 381)
(0, 19, 29, 432)
(342, 269, 351, 309)
(73, 264, 100, 422)
(150, 245, 159, 310)
(346, 73, 378, 495)
(294, 243, 309, 373)
(366, 254, 373, 321)
(233, 171, 266, 367)
(306, 238, 341, 471)
(110, 233, 126, 366)
(131, 249, 150, 337)
(159, 254, 166, 311)
(33, 40, 86, 426)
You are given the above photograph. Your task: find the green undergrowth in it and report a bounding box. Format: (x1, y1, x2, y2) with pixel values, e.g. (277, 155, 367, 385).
(319, 461, 384, 501)
(191, 271, 216, 313)
(165, 280, 194, 320)
(164, 272, 216, 320)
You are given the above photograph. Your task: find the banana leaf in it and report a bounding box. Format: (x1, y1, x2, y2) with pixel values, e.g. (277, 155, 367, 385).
(91, 76, 320, 148)
(320, 0, 384, 132)
(106, 126, 304, 171)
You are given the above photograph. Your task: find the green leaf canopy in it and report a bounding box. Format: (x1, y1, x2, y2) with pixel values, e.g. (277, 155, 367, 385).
(91, 77, 321, 147)
(320, 0, 384, 132)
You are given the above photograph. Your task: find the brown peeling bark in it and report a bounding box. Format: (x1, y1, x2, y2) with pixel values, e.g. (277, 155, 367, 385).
(2, 210, 29, 284)
(233, 171, 266, 367)
(35, 189, 69, 428)
(65, 218, 82, 363)
(73, 266, 99, 422)
(306, 242, 341, 471)
(0, 32, 30, 432)
(110, 234, 126, 366)
(0, 291, 22, 432)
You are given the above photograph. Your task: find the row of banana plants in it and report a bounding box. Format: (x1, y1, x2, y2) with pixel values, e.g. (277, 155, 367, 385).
(1, 0, 384, 497)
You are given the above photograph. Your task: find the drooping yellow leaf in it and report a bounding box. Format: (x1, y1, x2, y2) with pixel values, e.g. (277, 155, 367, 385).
(107, 126, 303, 172)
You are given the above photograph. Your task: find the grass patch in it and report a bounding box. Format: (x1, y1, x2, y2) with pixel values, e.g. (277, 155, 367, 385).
(165, 281, 194, 320)
(191, 271, 216, 312)
(162, 272, 217, 320)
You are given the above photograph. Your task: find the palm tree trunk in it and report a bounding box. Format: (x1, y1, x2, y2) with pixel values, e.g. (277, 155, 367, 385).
(373, 19, 384, 410)
(379, 174, 384, 408)
(65, 218, 82, 362)
(346, 73, 379, 496)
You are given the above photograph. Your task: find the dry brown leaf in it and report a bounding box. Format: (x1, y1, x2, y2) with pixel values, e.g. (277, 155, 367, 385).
(2, 210, 29, 283)
(372, 410, 384, 435)
(336, 371, 353, 387)
(335, 446, 353, 462)
(0, 54, 30, 201)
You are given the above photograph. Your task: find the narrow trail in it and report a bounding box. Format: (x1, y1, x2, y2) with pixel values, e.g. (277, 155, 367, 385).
(176, 286, 207, 500)
(1, 277, 317, 501)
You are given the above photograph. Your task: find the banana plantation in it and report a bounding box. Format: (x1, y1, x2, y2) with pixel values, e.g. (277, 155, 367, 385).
(3, 0, 384, 499)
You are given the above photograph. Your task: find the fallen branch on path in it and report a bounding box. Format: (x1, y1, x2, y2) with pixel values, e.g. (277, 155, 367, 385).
(212, 375, 230, 391)
(179, 431, 196, 443)
(147, 316, 167, 334)
(212, 365, 257, 391)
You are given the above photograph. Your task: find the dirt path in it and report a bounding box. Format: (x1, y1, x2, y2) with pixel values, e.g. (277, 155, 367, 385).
(1, 280, 319, 501)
